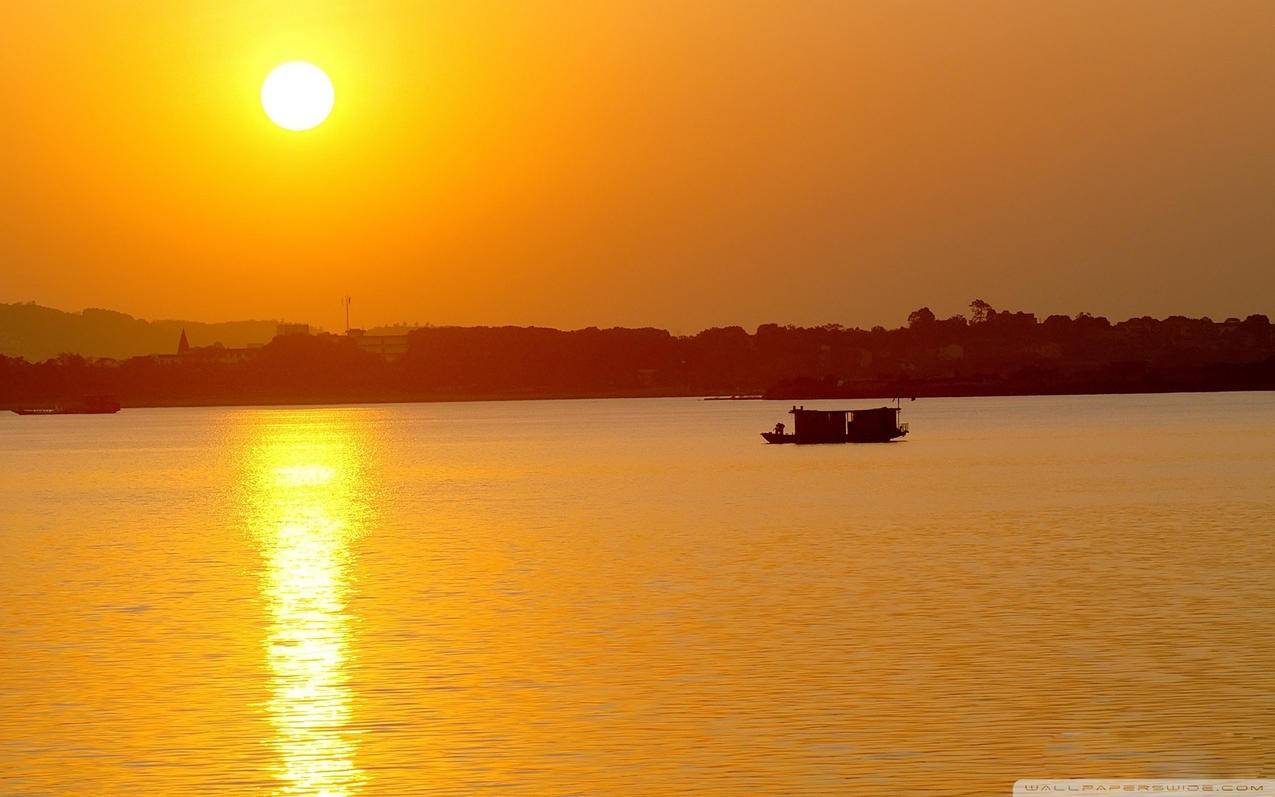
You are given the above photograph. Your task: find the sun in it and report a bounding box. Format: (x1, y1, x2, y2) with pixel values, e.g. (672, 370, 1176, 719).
(261, 61, 334, 131)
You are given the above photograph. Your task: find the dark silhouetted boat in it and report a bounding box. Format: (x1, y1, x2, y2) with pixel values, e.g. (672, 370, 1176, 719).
(11, 395, 121, 415)
(762, 405, 907, 444)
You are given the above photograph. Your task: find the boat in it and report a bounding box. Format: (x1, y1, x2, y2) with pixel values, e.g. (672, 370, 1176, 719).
(11, 395, 121, 415)
(762, 405, 907, 444)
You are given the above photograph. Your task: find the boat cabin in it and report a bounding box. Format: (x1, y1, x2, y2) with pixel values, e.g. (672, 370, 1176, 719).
(845, 407, 904, 442)
(790, 407, 848, 443)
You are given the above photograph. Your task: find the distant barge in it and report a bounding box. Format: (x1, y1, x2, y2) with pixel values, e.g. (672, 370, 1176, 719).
(763, 405, 907, 444)
(11, 396, 121, 415)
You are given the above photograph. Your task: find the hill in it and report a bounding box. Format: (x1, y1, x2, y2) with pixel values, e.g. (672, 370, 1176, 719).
(0, 302, 284, 361)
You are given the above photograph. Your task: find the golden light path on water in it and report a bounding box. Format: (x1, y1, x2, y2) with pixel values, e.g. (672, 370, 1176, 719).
(244, 413, 368, 797)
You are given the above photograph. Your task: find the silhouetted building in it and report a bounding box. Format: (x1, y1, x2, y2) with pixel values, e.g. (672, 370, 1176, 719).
(157, 330, 260, 365)
(192, 343, 260, 364)
(276, 323, 310, 337)
(346, 328, 409, 361)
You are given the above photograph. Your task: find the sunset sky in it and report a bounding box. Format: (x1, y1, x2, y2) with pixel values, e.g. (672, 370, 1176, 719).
(2, 1, 1274, 332)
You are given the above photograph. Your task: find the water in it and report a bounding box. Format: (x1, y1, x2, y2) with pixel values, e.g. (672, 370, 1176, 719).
(2, 394, 1272, 795)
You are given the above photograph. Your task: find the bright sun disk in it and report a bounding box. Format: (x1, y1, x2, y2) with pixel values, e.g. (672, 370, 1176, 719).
(261, 61, 334, 131)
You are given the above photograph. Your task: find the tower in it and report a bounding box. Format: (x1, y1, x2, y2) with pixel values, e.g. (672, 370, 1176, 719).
(177, 328, 190, 356)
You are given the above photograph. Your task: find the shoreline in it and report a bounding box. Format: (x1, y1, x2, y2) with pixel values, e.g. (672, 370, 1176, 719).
(4, 384, 1272, 414)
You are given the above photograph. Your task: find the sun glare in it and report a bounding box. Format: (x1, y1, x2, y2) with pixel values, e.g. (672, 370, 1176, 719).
(261, 61, 334, 131)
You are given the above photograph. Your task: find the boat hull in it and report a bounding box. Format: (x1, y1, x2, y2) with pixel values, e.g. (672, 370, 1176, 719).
(12, 408, 121, 415)
(11, 396, 121, 415)
(761, 429, 907, 444)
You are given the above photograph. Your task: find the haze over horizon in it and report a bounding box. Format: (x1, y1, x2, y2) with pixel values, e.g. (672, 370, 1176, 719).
(4, 2, 1275, 331)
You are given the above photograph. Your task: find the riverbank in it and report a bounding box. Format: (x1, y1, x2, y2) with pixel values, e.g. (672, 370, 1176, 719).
(5, 382, 1273, 414)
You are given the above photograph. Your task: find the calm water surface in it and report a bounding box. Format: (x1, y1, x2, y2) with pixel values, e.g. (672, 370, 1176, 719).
(2, 394, 1273, 795)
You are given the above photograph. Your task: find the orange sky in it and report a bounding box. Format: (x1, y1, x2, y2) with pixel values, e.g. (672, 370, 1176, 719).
(2, 1, 1274, 332)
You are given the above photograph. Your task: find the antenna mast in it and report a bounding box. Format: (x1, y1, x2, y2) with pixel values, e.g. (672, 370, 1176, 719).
(342, 296, 351, 332)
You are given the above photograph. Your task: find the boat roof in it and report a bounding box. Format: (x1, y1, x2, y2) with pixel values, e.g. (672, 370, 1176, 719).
(788, 405, 897, 414)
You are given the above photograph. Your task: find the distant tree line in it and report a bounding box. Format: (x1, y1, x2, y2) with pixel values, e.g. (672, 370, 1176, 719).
(2, 300, 1273, 408)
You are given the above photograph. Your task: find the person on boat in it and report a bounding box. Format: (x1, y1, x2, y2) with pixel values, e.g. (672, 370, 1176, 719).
(773, 421, 785, 436)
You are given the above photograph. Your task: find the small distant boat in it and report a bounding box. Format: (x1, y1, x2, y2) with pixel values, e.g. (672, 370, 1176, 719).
(763, 405, 908, 444)
(11, 395, 121, 415)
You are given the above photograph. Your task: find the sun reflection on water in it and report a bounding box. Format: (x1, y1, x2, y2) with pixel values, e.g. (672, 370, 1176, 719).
(245, 414, 368, 797)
